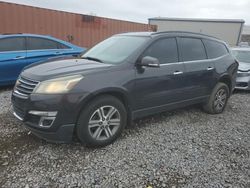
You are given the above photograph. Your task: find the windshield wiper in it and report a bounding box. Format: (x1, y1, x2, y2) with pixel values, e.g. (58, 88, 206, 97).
(82, 56, 103, 63)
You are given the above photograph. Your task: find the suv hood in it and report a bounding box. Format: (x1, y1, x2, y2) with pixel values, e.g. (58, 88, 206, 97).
(238, 61, 250, 72)
(22, 58, 113, 81)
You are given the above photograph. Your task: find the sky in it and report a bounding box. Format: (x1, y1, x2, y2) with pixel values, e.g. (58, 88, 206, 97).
(1, 0, 250, 24)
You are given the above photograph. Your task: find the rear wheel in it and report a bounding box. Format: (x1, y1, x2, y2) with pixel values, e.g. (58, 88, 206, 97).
(203, 82, 229, 114)
(77, 95, 127, 147)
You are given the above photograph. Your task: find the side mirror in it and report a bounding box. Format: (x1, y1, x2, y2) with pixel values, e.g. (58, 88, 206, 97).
(140, 56, 160, 68)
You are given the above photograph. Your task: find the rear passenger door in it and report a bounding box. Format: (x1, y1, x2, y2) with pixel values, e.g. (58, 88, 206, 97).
(26, 37, 68, 65)
(0, 37, 27, 85)
(178, 37, 217, 99)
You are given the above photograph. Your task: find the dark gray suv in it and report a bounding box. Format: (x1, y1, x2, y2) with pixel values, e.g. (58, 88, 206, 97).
(11, 32, 238, 147)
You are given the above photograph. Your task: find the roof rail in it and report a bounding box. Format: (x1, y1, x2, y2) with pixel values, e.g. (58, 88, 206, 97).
(152, 31, 220, 40)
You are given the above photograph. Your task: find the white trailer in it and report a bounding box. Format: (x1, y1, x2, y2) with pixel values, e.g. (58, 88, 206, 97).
(149, 18, 245, 46)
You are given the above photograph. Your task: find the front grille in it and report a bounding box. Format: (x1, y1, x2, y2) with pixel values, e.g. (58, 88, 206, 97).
(236, 82, 248, 88)
(13, 76, 39, 99)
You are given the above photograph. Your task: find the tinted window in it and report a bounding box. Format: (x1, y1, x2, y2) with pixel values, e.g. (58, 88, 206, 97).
(58, 43, 70, 49)
(27, 37, 66, 50)
(0, 37, 25, 52)
(203, 39, 228, 59)
(179, 38, 207, 61)
(142, 38, 178, 64)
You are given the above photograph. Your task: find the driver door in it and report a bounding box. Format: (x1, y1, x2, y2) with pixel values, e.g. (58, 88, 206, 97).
(134, 37, 186, 115)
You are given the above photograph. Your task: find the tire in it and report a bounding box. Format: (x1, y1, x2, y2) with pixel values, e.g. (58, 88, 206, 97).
(203, 82, 229, 114)
(76, 95, 127, 147)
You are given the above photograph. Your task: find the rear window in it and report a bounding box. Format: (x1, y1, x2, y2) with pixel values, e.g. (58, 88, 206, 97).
(179, 38, 207, 61)
(203, 39, 228, 59)
(27, 37, 69, 50)
(0, 37, 25, 52)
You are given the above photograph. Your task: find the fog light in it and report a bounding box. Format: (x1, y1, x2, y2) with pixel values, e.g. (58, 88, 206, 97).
(28, 111, 57, 128)
(39, 117, 56, 128)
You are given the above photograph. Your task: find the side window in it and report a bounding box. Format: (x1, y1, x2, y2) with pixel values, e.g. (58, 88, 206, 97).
(58, 43, 70, 49)
(203, 39, 228, 59)
(0, 37, 25, 52)
(27, 37, 61, 50)
(179, 38, 207, 61)
(142, 38, 178, 64)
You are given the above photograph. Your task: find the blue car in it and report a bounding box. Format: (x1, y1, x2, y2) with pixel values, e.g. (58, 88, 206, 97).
(0, 34, 85, 86)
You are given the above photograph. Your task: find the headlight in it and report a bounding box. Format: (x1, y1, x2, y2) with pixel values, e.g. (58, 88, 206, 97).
(34, 75, 83, 94)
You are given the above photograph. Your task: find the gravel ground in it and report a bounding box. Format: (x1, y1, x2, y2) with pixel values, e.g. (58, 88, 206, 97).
(0, 88, 249, 188)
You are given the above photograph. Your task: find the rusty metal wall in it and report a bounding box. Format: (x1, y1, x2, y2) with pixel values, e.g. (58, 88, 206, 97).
(0, 2, 154, 48)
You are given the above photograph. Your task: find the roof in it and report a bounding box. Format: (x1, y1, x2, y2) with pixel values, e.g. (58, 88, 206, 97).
(231, 47, 250, 51)
(119, 31, 222, 40)
(148, 17, 245, 23)
(0, 33, 51, 38)
(118, 32, 153, 37)
(152, 31, 219, 38)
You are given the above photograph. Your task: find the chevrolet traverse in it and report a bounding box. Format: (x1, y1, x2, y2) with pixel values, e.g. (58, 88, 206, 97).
(12, 32, 238, 147)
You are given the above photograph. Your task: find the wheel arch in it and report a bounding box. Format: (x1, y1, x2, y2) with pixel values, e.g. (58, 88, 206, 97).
(77, 87, 132, 126)
(218, 74, 232, 94)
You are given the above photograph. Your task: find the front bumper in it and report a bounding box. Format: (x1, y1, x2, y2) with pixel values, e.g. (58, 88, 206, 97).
(235, 72, 250, 90)
(11, 92, 89, 143)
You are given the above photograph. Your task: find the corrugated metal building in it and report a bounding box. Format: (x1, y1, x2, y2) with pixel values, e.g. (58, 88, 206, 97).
(149, 17, 245, 46)
(0, 2, 154, 48)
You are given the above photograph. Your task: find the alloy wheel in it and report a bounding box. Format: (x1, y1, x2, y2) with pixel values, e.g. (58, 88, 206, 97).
(88, 105, 121, 141)
(214, 88, 227, 111)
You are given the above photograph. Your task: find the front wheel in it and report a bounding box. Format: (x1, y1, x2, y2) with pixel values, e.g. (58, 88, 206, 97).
(203, 82, 229, 114)
(76, 95, 127, 147)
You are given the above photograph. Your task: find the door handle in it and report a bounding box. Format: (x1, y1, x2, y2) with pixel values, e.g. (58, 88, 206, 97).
(12, 56, 25, 60)
(54, 52, 63, 55)
(173, 71, 183, 75)
(207, 67, 214, 71)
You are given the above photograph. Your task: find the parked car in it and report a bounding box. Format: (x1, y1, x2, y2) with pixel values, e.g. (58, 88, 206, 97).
(11, 31, 238, 147)
(0, 34, 85, 86)
(232, 47, 250, 90)
(238, 42, 249, 47)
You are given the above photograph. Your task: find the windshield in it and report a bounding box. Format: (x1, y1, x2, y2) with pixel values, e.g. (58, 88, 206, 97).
(232, 50, 250, 63)
(82, 36, 149, 64)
